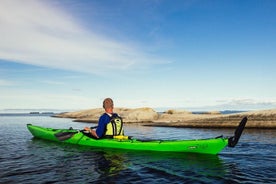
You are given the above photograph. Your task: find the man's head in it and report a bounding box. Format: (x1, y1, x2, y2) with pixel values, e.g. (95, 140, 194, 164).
(103, 98, 114, 110)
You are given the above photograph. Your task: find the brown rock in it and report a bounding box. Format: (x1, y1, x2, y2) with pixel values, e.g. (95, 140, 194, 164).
(54, 108, 276, 128)
(54, 107, 158, 123)
(122, 107, 158, 123)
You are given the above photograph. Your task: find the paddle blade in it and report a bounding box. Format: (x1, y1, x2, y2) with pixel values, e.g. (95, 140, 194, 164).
(228, 117, 248, 147)
(55, 132, 77, 141)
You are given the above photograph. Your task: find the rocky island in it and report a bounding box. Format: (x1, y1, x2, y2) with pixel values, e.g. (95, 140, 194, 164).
(53, 108, 276, 129)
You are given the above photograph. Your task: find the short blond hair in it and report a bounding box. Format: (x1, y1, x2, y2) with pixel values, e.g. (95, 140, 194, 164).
(103, 98, 114, 109)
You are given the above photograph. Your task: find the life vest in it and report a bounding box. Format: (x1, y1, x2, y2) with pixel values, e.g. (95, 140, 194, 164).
(105, 116, 124, 137)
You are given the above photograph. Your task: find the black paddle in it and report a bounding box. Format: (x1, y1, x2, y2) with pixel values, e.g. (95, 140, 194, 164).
(228, 117, 247, 147)
(55, 126, 98, 141)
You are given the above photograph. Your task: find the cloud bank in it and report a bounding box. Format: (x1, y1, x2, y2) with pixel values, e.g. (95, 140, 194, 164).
(0, 79, 14, 86)
(209, 98, 276, 111)
(0, 0, 160, 74)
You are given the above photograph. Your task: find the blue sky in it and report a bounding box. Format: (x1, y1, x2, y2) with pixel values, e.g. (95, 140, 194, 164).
(0, 0, 275, 111)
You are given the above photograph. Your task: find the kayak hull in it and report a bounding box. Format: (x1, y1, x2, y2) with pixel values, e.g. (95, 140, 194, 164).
(27, 124, 228, 155)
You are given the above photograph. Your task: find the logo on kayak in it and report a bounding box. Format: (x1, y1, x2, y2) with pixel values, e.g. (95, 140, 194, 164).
(188, 146, 198, 149)
(188, 144, 208, 150)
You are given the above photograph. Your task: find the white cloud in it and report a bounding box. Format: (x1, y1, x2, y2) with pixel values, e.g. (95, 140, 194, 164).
(0, 79, 14, 86)
(0, 0, 162, 74)
(0, 91, 97, 109)
(220, 98, 276, 106)
(212, 98, 276, 110)
(41, 80, 65, 85)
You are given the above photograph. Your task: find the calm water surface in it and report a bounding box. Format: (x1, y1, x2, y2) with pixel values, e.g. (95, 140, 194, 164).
(0, 114, 275, 183)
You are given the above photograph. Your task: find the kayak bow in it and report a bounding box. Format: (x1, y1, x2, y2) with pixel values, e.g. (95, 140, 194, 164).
(27, 117, 247, 155)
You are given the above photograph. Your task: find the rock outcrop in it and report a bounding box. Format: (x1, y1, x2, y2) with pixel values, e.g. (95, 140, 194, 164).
(151, 109, 276, 128)
(54, 107, 159, 123)
(54, 108, 276, 128)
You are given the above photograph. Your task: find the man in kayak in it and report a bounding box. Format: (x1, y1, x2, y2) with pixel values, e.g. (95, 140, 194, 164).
(84, 98, 124, 138)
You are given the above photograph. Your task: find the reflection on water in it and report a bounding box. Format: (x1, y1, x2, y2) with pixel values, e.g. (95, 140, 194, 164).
(2, 136, 227, 183)
(96, 150, 127, 177)
(121, 151, 226, 183)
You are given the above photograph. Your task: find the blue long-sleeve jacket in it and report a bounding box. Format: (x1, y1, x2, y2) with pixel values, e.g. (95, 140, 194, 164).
(96, 113, 118, 138)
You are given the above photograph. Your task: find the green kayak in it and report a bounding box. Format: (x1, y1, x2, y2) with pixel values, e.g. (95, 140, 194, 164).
(27, 117, 247, 155)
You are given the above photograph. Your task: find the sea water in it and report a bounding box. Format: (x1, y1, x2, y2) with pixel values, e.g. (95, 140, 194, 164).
(0, 113, 275, 183)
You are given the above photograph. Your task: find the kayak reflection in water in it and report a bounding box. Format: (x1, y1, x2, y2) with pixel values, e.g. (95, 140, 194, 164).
(84, 98, 124, 139)
(95, 151, 127, 178)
